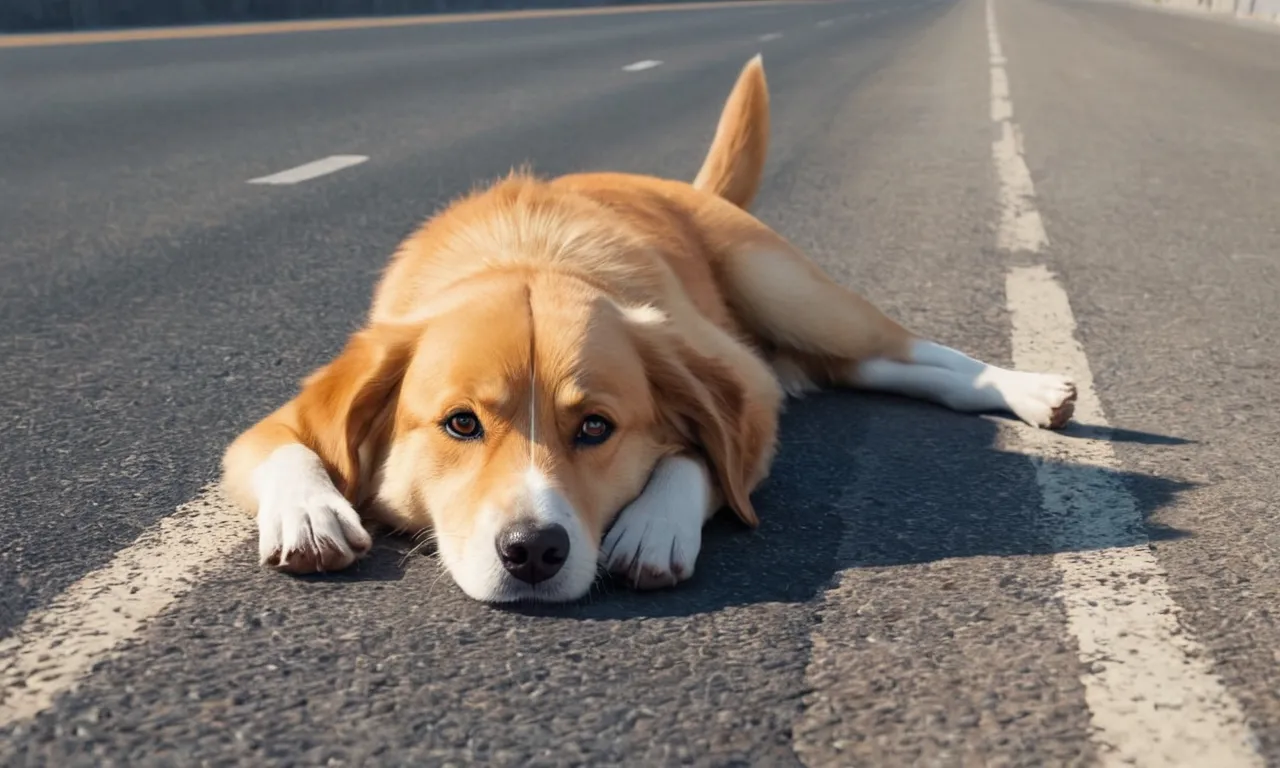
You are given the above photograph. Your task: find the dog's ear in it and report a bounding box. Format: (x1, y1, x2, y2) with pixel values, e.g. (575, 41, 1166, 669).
(291, 322, 424, 502)
(626, 311, 762, 528)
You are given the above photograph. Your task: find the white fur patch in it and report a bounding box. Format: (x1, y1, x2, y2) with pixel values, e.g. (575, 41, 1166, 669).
(442, 468, 599, 603)
(618, 303, 668, 327)
(251, 443, 372, 573)
(855, 339, 1076, 429)
(600, 454, 711, 589)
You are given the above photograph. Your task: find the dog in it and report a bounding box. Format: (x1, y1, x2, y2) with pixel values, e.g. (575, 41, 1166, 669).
(221, 55, 1077, 603)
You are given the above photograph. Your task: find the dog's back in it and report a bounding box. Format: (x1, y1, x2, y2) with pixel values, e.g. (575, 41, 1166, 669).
(369, 56, 774, 333)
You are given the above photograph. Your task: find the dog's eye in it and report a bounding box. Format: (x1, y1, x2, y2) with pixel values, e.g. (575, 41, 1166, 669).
(575, 415, 614, 446)
(443, 411, 483, 440)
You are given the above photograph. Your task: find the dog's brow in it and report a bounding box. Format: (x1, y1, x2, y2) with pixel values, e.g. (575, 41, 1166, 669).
(558, 390, 587, 410)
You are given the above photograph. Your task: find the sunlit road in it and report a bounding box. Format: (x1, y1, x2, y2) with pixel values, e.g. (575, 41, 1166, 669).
(2, 0, 1279, 763)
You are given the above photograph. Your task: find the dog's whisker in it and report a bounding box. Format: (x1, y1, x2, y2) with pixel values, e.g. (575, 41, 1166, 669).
(424, 561, 456, 599)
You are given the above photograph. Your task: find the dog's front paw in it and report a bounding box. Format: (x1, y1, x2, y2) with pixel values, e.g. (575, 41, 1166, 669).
(600, 499, 703, 591)
(258, 493, 371, 574)
(253, 444, 372, 574)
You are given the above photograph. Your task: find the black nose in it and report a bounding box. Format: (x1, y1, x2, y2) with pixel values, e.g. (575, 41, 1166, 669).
(496, 521, 570, 585)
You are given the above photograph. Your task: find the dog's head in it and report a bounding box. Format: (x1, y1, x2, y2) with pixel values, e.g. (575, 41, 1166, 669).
(289, 186, 757, 603)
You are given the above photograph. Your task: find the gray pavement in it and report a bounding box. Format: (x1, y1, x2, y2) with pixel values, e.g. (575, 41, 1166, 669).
(1, 0, 1278, 764)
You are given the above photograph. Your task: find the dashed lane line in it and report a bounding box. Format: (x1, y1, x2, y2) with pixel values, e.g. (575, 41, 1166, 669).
(622, 59, 664, 71)
(247, 154, 369, 185)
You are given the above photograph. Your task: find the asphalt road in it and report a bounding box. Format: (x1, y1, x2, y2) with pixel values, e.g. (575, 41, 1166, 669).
(2, 0, 1279, 764)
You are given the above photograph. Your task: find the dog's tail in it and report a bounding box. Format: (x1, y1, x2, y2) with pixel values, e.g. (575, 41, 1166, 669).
(692, 54, 770, 211)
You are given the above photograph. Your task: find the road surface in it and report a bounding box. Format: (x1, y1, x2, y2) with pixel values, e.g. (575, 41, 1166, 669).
(2, 0, 1279, 764)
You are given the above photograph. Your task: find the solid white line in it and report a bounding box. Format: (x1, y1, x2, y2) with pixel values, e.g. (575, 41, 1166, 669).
(1003, 268, 1262, 767)
(987, 0, 1262, 764)
(0, 486, 249, 726)
(992, 120, 1046, 251)
(622, 59, 663, 72)
(985, 1, 1046, 254)
(247, 154, 368, 185)
(989, 65, 1012, 121)
(757, 32, 783, 41)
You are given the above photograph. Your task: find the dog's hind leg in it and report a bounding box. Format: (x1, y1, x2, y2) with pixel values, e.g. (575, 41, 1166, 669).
(712, 232, 1076, 429)
(686, 54, 1075, 427)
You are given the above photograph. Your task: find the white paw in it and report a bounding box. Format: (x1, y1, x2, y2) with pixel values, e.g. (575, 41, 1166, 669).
(600, 503, 702, 590)
(253, 444, 372, 574)
(1002, 371, 1078, 429)
(598, 455, 708, 590)
(258, 493, 371, 574)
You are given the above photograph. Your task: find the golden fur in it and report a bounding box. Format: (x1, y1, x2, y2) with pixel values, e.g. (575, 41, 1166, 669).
(222, 55, 1076, 602)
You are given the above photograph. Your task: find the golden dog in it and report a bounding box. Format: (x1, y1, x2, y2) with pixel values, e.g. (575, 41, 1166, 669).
(222, 56, 1076, 603)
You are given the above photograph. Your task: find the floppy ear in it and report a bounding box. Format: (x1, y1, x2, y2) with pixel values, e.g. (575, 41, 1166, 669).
(291, 322, 423, 502)
(629, 319, 763, 528)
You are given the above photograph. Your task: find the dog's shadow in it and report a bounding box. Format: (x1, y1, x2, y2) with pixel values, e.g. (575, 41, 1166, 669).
(333, 391, 1195, 619)
(525, 390, 1193, 620)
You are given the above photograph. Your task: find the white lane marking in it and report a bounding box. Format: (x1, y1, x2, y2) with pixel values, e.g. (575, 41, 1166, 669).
(1003, 268, 1262, 767)
(622, 59, 663, 72)
(986, 0, 1003, 59)
(247, 154, 368, 185)
(989, 65, 1012, 122)
(757, 32, 783, 41)
(0, 487, 248, 726)
(987, 1, 1262, 764)
(985, 0, 1046, 253)
(993, 120, 1045, 252)
(815, 18, 835, 27)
